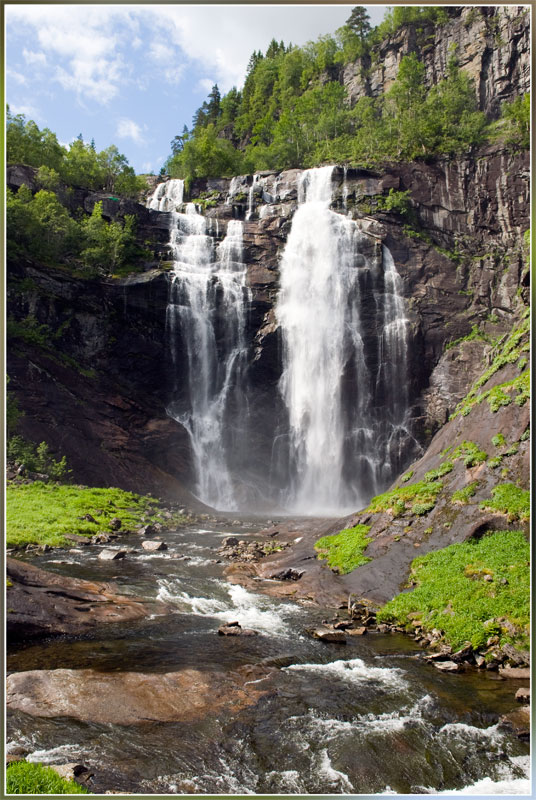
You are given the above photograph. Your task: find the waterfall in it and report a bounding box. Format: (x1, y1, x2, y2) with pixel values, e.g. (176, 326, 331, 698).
(147, 179, 184, 211)
(276, 166, 413, 514)
(151, 181, 249, 510)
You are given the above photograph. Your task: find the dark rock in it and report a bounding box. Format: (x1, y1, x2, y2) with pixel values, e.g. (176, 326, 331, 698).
(6, 556, 168, 640)
(500, 643, 530, 666)
(451, 643, 474, 663)
(311, 627, 346, 643)
(218, 621, 258, 637)
(138, 524, 156, 536)
(109, 518, 122, 531)
(270, 568, 304, 581)
(64, 534, 91, 545)
(499, 706, 530, 739)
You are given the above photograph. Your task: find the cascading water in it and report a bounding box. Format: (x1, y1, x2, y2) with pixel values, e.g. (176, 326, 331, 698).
(147, 179, 184, 211)
(149, 181, 249, 510)
(275, 166, 415, 514)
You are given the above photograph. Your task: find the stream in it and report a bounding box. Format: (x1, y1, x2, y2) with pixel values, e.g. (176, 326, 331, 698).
(6, 519, 530, 795)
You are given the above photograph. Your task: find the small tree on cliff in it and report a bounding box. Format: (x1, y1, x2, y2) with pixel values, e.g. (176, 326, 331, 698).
(346, 7, 372, 40)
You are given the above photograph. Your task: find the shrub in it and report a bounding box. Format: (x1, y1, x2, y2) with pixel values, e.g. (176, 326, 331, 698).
(6, 761, 88, 794)
(479, 483, 530, 522)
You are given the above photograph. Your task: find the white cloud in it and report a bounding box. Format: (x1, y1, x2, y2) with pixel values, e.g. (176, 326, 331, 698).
(116, 118, 145, 144)
(6, 67, 27, 85)
(22, 48, 47, 66)
(197, 78, 215, 94)
(9, 103, 41, 119)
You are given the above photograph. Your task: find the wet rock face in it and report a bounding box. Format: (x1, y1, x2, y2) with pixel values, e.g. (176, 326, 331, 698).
(6, 665, 271, 725)
(7, 138, 529, 503)
(6, 557, 169, 640)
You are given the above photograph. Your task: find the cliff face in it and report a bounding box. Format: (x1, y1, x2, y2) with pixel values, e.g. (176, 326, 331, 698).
(7, 137, 529, 504)
(343, 6, 530, 117)
(6, 9, 529, 506)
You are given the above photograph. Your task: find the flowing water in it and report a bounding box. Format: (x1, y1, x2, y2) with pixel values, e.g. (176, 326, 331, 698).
(151, 183, 250, 511)
(7, 524, 530, 795)
(276, 167, 418, 514)
(147, 170, 420, 514)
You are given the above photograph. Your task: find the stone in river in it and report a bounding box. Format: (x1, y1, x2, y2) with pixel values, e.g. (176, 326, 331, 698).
(311, 627, 346, 643)
(499, 705, 530, 739)
(515, 687, 530, 704)
(433, 660, 464, 673)
(6, 667, 269, 725)
(141, 540, 168, 551)
(499, 666, 531, 679)
(109, 518, 122, 531)
(218, 621, 258, 636)
(98, 549, 126, 561)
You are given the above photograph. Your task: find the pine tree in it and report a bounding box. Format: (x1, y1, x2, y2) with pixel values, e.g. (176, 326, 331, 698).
(346, 6, 371, 39)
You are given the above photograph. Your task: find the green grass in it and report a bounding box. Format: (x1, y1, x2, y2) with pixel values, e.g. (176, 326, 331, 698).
(6, 762, 89, 794)
(377, 530, 530, 650)
(451, 481, 480, 504)
(479, 483, 530, 522)
(366, 480, 444, 518)
(452, 441, 487, 467)
(423, 460, 453, 482)
(6, 481, 183, 548)
(452, 315, 529, 419)
(314, 524, 372, 574)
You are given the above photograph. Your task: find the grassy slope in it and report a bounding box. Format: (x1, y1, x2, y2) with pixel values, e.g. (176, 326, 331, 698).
(377, 530, 529, 651)
(6, 481, 184, 548)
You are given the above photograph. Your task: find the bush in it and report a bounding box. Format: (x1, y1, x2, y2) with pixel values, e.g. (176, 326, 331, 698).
(479, 483, 530, 522)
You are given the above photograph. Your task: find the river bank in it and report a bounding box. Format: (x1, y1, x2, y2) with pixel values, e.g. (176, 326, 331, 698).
(6, 515, 531, 795)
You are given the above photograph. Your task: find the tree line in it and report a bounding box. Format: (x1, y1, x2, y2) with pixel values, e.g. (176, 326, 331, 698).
(164, 6, 528, 185)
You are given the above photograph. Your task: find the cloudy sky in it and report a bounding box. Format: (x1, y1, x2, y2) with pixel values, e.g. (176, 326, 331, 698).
(6, 4, 387, 174)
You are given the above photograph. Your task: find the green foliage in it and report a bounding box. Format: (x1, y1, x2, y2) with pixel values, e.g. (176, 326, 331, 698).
(452, 441, 487, 467)
(367, 480, 443, 517)
(497, 94, 530, 151)
(80, 201, 137, 275)
(451, 481, 479, 504)
(479, 483, 530, 522)
(7, 437, 70, 479)
(7, 109, 145, 196)
(7, 186, 80, 264)
(376, 189, 412, 216)
(423, 460, 453, 482)
(445, 323, 494, 351)
(452, 316, 529, 418)
(377, 530, 530, 650)
(166, 23, 488, 177)
(492, 433, 506, 448)
(314, 524, 372, 574)
(6, 375, 23, 437)
(6, 761, 89, 794)
(401, 470, 414, 483)
(5, 482, 181, 548)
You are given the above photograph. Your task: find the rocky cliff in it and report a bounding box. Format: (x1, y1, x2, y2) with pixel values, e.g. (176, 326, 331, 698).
(343, 5, 530, 117)
(7, 136, 529, 506)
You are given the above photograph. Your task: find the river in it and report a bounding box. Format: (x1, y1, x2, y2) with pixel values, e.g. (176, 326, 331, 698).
(6, 519, 530, 795)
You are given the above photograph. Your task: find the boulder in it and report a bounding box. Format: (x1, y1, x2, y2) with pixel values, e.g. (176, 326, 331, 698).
(98, 549, 126, 561)
(49, 764, 89, 782)
(141, 540, 167, 551)
(433, 660, 464, 673)
(499, 705, 530, 739)
(138, 524, 156, 536)
(109, 518, 122, 531)
(6, 557, 168, 640)
(270, 568, 304, 581)
(311, 627, 346, 643)
(499, 666, 531, 680)
(515, 687, 530, 704)
(6, 666, 270, 725)
(63, 534, 91, 545)
(218, 621, 258, 637)
(222, 537, 240, 547)
(347, 627, 367, 636)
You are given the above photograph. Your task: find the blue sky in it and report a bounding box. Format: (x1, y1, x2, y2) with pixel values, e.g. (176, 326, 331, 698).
(6, 4, 387, 174)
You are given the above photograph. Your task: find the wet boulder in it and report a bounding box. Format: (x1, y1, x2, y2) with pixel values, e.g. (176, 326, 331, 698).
(218, 621, 258, 637)
(141, 540, 167, 551)
(98, 549, 126, 561)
